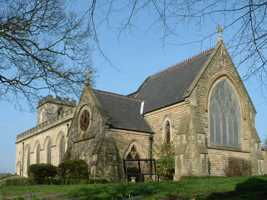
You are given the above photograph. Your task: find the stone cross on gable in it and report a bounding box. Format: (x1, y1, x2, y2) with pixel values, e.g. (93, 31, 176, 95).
(84, 68, 91, 85)
(216, 24, 224, 42)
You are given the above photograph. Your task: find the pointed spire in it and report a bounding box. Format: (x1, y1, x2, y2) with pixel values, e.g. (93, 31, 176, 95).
(216, 24, 224, 42)
(84, 68, 91, 86)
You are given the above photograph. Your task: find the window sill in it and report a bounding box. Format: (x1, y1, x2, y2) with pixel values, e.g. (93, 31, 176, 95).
(208, 145, 249, 153)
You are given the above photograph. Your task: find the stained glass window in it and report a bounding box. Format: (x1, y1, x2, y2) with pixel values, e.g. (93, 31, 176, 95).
(209, 79, 240, 147)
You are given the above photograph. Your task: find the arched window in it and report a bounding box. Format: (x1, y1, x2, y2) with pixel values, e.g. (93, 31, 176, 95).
(57, 107, 64, 117)
(46, 139, 52, 164)
(59, 136, 65, 163)
(36, 143, 41, 164)
(209, 79, 241, 147)
(164, 120, 171, 144)
(126, 145, 140, 160)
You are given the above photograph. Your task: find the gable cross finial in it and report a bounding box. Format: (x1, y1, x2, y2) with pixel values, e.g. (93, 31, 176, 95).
(84, 68, 91, 86)
(216, 24, 224, 42)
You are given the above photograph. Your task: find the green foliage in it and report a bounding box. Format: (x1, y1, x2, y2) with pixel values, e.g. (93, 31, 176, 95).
(58, 159, 89, 183)
(157, 156, 175, 180)
(0, 173, 13, 180)
(2, 177, 33, 186)
(156, 142, 175, 180)
(28, 164, 57, 184)
(2, 176, 267, 200)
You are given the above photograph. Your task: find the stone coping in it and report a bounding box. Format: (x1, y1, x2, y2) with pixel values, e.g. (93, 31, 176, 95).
(38, 95, 76, 108)
(16, 108, 75, 142)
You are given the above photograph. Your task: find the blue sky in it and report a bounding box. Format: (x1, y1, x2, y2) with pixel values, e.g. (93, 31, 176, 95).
(0, 1, 267, 173)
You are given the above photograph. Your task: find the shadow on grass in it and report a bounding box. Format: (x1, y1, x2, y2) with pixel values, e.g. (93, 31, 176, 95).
(206, 177, 267, 200)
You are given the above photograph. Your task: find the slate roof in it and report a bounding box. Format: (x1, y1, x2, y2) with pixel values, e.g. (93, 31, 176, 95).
(129, 48, 215, 113)
(93, 48, 215, 133)
(94, 90, 153, 133)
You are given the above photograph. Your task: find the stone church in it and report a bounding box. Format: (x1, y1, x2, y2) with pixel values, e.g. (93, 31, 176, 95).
(16, 40, 267, 180)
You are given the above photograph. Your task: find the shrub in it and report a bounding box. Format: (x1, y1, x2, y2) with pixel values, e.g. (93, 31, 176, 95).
(28, 164, 57, 184)
(58, 159, 89, 184)
(156, 143, 175, 180)
(157, 156, 175, 180)
(225, 157, 251, 176)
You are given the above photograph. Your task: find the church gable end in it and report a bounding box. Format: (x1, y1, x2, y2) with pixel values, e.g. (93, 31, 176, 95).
(68, 84, 106, 144)
(189, 41, 262, 176)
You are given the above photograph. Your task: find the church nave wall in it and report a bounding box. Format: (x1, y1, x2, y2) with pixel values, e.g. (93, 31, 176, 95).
(16, 120, 70, 176)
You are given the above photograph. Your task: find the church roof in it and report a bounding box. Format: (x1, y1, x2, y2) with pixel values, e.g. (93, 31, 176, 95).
(92, 48, 215, 133)
(129, 48, 215, 113)
(94, 90, 153, 133)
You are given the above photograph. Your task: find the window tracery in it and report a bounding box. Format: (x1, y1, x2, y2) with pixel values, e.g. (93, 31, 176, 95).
(209, 79, 240, 147)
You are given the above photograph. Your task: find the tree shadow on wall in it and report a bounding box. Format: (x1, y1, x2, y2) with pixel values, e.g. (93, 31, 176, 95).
(206, 177, 267, 200)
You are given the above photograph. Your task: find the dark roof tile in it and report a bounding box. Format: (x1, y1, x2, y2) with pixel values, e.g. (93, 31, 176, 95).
(130, 48, 214, 113)
(94, 90, 152, 133)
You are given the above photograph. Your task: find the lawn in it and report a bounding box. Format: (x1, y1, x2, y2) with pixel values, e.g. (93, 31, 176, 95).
(1, 176, 267, 200)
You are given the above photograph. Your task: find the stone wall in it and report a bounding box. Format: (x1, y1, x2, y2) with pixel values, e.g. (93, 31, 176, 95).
(109, 129, 152, 159)
(106, 129, 152, 180)
(16, 119, 71, 177)
(263, 149, 267, 175)
(208, 148, 250, 176)
(144, 102, 192, 179)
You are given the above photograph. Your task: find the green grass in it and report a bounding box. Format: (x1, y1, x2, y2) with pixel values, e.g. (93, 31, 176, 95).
(1, 176, 267, 200)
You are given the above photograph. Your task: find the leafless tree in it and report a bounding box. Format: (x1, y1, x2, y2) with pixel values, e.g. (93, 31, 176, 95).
(86, 0, 267, 83)
(0, 0, 92, 106)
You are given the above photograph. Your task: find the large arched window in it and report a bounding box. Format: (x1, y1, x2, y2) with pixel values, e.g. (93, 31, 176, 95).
(209, 79, 241, 147)
(59, 135, 65, 163)
(46, 138, 52, 164)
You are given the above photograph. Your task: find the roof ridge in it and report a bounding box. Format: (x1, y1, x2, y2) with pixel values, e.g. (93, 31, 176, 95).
(94, 89, 141, 102)
(149, 48, 215, 80)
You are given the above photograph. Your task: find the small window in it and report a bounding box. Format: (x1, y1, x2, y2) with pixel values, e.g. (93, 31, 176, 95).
(59, 136, 65, 163)
(164, 120, 171, 144)
(57, 107, 64, 117)
(46, 139, 52, 164)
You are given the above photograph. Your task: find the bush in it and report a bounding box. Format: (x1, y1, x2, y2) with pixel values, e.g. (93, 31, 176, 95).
(156, 143, 175, 180)
(28, 164, 57, 184)
(225, 157, 251, 176)
(157, 156, 175, 180)
(58, 159, 89, 184)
